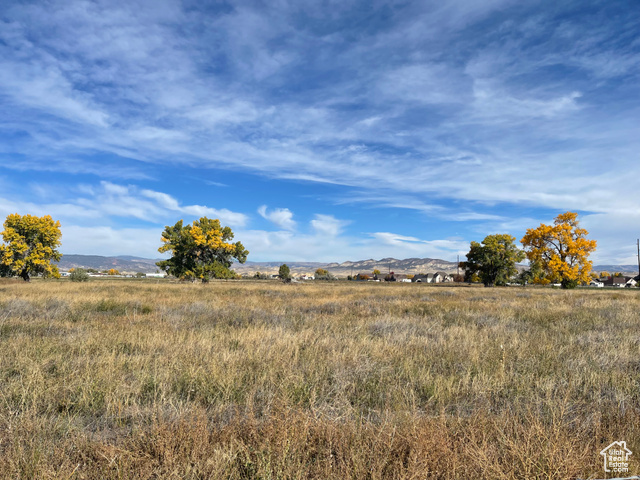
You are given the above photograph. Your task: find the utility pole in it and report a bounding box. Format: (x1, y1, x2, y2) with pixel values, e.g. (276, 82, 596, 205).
(457, 255, 460, 276)
(637, 239, 639, 279)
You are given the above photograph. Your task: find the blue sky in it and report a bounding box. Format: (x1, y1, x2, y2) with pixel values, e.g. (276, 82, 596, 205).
(1, 0, 639, 263)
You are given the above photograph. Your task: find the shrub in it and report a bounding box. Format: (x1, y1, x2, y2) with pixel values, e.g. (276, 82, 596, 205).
(69, 268, 90, 282)
(316, 271, 336, 281)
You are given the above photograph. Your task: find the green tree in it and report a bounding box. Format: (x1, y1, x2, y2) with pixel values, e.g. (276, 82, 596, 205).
(461, 234, 525, 287)
(70, 268, 90, 282)
(157, 217, 249, 282)
(279, 264, 291, 282)
(516, 261, 543, 286)
(0, 213, 62, 281)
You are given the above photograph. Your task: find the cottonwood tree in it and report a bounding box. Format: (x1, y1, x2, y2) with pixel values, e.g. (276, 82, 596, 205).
(516, 260, 544, 286)
(315, 268, 335, 280)
(70, 268, 90, 282)
(157, 217, 248, 282)
(279, 264, 291, 282)
(461, 234, 525, 287)
(521, 212, 596, 289)
(0, 214, 62, 281)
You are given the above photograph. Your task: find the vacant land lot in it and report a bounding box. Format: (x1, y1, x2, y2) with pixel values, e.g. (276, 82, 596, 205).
(0, 279, 638, 479)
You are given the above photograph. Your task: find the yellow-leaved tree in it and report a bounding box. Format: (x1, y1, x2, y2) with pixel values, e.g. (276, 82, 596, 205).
(0, 213, 62, 281)
(521, 212, 596, 289)
(157, 217, 248, 282)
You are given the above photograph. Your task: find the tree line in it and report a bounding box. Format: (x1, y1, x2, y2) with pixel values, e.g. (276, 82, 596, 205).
(0, 211, 604, 288)
(461, 212, 597, 289)
(0, 215, 249, 282)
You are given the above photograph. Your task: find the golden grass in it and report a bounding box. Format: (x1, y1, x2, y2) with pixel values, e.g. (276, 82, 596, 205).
(0, 279, 638, 479)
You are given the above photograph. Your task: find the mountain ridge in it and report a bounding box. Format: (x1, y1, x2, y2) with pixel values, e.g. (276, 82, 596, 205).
(56, 254, 461, 275)
(56, 254, 639, 277)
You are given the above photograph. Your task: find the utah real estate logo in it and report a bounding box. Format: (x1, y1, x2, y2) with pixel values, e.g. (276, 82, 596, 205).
(600, 441, 632, 474)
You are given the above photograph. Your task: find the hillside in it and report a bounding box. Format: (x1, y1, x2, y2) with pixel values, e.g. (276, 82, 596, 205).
(57, 254, 637, 277)
(56, 255, 162, 273)
(57, 254, 462, 276)
(592, 265, 639, 276)
(234, 257, 462, 277)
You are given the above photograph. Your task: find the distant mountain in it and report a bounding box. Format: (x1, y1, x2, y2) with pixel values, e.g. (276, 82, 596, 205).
(234, 257, 462, 277)
(55, 255, 640, 277)
(57, 255, 162, 273)
(56, 254, 462, 276)
(592, 265, 639, 276)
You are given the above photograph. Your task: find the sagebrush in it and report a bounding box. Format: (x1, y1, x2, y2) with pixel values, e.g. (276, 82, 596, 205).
(0, 279, 637, 479)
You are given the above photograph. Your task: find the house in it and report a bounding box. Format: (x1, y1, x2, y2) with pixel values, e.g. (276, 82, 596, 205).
(411, 274, 429, 283)
(589, 279, 604, 288)
(602, 276, 627, 287)
(625, 277, 637, 288)
(433, 271, 453, 283)
(375, 272, 407, 282)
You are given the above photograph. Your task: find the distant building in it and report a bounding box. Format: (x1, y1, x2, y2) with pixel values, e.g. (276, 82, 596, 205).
(433, 271, 453, 283)
(601, 276, 627, 287)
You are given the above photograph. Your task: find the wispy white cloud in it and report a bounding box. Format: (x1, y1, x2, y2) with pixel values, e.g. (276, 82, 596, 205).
(311, 214, 350, 237)
(371, 232, 469, 255)
(0, 181, 248, 228)
(257, 205, 296, 231)
(235, 227, 466, 264)
(60, 225, 164, 258)
(0, 0, 638, 263)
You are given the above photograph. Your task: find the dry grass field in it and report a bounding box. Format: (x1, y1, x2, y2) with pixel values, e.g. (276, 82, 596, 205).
(0, 278, 638, 479)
